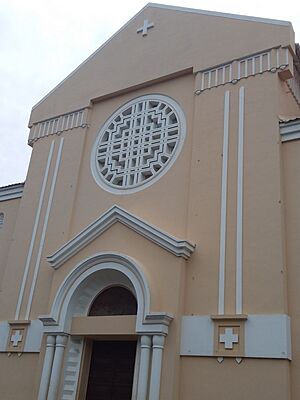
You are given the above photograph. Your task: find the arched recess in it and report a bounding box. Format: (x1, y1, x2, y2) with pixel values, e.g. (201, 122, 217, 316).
(43, 252, 151, 333)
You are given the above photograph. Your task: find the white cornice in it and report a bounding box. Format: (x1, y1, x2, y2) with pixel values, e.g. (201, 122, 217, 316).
(47, 205, 195, 269)
(147, 3, 291, 26)
(280, 119, 300, 142)
(0, 183, 24, 202)
(28, 108, 89, 146)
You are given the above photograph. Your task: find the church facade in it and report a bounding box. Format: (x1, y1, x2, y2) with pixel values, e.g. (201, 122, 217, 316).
(1, 3, 300, 399)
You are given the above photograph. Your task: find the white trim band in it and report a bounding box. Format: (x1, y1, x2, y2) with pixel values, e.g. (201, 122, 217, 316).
(28, 108, 88, 146)
(236, 87, 245, 314)
(25, 138, 64, 319)
(180, 314, 291, 359)
(280, 119, 300, 142)
(218, 91, 230, 314)
(15, 141, 55, 320)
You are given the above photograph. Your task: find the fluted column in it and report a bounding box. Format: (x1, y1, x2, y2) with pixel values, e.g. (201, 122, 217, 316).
(148, 335, 165, 400)
(47, 335, 68, 400)
(136, 335, 151, 400)
(37, 335, 55, 400)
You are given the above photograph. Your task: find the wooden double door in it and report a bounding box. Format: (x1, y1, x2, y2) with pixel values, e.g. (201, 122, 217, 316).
(85, 340, 137, 400)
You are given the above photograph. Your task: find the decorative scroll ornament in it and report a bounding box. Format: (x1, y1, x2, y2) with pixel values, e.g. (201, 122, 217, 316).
(91, 94, 186, 194)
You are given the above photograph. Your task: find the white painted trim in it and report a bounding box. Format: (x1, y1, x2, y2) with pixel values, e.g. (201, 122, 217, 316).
(244, 315, 291, 359)
(194, 46, 291, 93)
(131, 339, 142, 400)
(286, 72, 300, 106)
(47, 205, 195, 269)
(180, 316, 214, 356)
(281, 131, 300, 142)
(148, 335, 165, 400)
(280, 119, 300, 142)
(135, 335, 151, 400)
(147, 3, 291, 26)
(38, 335, 55, 400)
(25, 138, 64, 319)
(23, 319, 43, 352)
(0, 321, 9, 351)
(180, 314, 291, 359)
(0, 183, 24, 202)
(47, 335, 68, 400)
(236, 87, 245, 314)
(40, 252, 173, 335)
(28, 108, 89, 146)
(15, 141, 55, 320)
(60, 336, 84, 400)
(218, 91, 230, 314)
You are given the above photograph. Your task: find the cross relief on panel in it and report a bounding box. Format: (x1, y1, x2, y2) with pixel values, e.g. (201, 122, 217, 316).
(6, 325, 28, 353)
(219, 327, 239, 349)
(10, 330, 23, 347)
(212, 318, 246, 357)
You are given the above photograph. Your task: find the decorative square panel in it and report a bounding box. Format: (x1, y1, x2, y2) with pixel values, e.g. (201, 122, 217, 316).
(6, 321, 30, 353)
(211, 315, 247, 357)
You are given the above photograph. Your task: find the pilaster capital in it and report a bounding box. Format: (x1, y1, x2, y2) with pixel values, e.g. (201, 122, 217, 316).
(55, 335, 68, 347)
(140, 335, 152, 348)
(46, 335, 56, 347)
(152, 334, 165, 349)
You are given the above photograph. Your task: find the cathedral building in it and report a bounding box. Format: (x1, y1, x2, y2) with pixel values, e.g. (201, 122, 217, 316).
(1, 3, 300, 399)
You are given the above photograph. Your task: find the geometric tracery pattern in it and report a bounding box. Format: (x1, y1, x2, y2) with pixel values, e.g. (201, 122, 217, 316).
(93, 95, 184, 191)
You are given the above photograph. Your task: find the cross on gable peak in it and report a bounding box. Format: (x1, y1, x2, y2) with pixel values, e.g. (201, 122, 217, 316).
(137, 19, 155, 36)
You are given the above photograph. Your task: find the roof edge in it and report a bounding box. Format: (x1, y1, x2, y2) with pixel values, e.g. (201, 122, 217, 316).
(30, 4, 149, 114)
(147, 3, 291, 26)
(0, 183, 24, 202)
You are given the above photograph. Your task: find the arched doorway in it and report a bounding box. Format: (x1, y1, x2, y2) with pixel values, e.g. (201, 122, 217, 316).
(84, 286, 138, 400)
(38, 253, 173, 400)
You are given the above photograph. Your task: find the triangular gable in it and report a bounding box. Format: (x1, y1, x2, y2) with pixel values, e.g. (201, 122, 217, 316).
(29, 3, 292, 125)
(47, 205, 195, 269)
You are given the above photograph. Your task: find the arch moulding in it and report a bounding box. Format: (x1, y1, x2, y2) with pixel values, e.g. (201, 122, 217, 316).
(39, 252, 173, 335)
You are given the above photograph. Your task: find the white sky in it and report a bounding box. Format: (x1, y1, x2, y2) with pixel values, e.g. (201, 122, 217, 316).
(1, 0, 300, 187)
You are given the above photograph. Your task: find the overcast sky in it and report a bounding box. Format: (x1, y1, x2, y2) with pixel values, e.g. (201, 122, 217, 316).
(1, 0, 300, 187)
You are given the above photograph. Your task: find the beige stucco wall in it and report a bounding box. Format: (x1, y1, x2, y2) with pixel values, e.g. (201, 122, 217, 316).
(0, 4, 300, 400)
(0, 353, 39, 400)
(0, 197, 20, 290)
(180, 357, 290, 400)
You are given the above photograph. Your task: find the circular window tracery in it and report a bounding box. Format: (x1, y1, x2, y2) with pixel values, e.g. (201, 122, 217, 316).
(91, 94, 186, 194)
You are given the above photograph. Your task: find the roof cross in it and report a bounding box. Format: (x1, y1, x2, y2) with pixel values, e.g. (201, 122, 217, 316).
(137, 19, 154, 36)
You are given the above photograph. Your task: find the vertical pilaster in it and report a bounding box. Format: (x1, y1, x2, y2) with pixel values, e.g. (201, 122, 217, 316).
(47, 335, 68, 400)
(148, 335, 165, 400)
(136, 335, 151, 400)
(37, 335, 55, 400)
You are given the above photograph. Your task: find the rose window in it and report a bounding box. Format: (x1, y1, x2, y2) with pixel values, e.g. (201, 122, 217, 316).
(91, 94, 186, 193)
